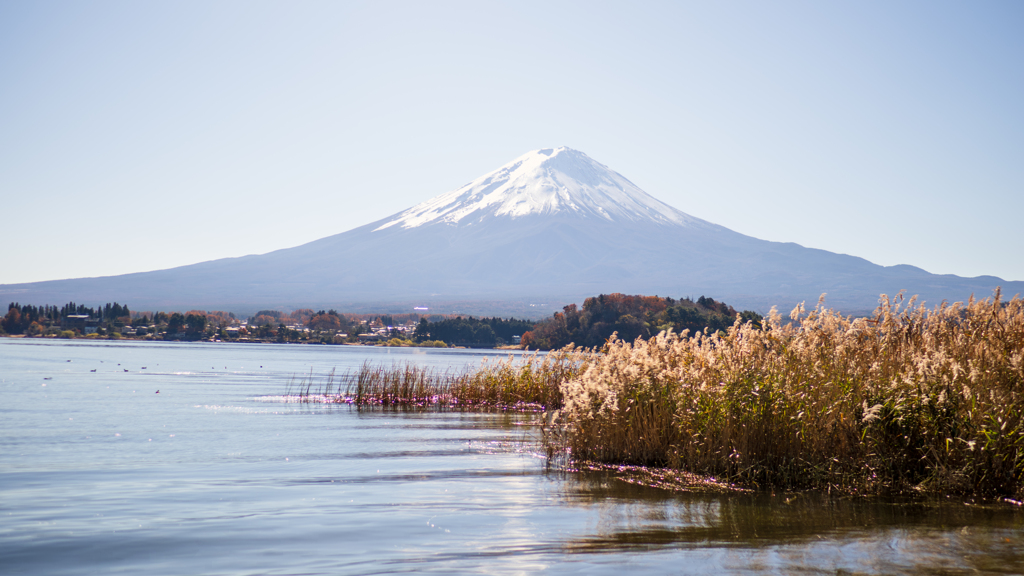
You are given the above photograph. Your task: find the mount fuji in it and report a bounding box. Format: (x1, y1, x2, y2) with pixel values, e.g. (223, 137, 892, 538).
(3, 147, 1020, 315)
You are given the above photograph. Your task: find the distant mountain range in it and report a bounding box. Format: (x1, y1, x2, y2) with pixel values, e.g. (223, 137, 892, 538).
(2, 147, 1019, 316)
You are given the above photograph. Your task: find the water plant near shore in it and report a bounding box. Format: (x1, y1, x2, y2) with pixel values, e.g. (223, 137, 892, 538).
(284, 347, 589, 410)
(276, 290, 1023, 498)
(550, 290, 1024, 498)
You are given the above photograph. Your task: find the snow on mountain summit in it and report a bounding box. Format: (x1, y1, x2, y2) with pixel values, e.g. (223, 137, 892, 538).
(374, 147, 706, 231)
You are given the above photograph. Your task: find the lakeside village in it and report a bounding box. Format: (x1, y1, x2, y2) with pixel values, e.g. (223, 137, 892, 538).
(0, 302, 533, 349)
(2, 295, 762, 351)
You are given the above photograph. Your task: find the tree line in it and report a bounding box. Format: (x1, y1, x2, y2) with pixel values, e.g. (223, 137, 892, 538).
(521, 293, 762, 350)
(2, 301, 131, 335)
(3, 293, 763, 348)
(412, 316, 535, 346)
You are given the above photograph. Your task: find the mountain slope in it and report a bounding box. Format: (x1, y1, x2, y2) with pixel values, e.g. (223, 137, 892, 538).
(1, 147, 1020, 314)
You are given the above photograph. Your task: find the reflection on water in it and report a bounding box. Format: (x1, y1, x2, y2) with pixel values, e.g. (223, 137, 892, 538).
(559, 469, 1024, 573)
(0, 339, 1021, 575)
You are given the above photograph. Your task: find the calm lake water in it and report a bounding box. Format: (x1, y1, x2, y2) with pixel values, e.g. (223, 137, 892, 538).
(2, 339, 1022, 575)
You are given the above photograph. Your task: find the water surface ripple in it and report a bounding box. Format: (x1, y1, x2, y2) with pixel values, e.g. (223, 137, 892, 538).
(1, 339, 1021, 575)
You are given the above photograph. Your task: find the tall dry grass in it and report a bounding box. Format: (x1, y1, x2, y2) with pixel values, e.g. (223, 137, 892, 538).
(551, 290, 1024, 498)
(286, 348, 588, 410)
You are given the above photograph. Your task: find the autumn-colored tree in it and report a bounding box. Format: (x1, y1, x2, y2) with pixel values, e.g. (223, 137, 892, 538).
(308, 311, 342, 331)
(2, 307, 22, 334)
(253, 314, 278, 327)
(203, 311, 236, 328)
(290, 309, 315, 325)
(520, 330, 535, 348)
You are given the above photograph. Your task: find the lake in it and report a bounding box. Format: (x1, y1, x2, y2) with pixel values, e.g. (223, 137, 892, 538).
(1, 338, 1021, 575)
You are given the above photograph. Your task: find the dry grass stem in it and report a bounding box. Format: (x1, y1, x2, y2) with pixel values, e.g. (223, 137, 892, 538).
(550, 290, 1024, 498)
(283, 348, 589, 411)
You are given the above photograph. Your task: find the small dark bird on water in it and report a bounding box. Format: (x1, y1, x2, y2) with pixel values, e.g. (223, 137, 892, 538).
(90, 369, 96, 372)
(155, 390, 160, 394)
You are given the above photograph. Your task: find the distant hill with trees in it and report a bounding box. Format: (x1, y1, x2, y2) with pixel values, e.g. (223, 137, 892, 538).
(521, 293, 762, 350)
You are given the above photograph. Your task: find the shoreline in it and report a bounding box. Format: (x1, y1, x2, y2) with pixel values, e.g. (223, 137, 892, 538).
(0, 333, 525, 350)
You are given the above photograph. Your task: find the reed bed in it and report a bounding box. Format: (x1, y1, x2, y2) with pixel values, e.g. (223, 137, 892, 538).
(284, 347, 589, 410)
(549, 290, 1024, 498)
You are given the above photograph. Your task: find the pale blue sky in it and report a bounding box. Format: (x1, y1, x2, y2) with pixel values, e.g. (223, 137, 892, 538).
(2, 1, 1022, 286)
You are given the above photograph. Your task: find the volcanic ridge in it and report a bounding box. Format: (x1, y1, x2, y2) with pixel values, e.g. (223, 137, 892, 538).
(1, 147, 1018, 315)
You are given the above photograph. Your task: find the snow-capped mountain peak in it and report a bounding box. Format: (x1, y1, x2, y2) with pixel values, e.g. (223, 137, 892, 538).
(374, 147, 704, 231)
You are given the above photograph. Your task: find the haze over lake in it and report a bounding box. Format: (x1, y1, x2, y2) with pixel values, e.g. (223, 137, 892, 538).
(2, 339, 1021, 575)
